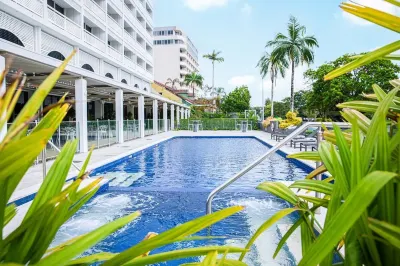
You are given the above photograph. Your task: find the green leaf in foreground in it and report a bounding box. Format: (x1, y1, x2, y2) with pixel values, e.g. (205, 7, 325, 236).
(298, 171, 397, 266)
(124, 246, 245, 266)
(36, 211, 141, 266)
(239, 208, 299, 261)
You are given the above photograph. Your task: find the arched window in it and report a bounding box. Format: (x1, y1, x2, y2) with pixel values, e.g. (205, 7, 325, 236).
(105, 73, 113, 79)
(0, 29, 24, 47)
(82, 64, 94, 72)
(48, 51, 65, 61)
(144, 87, 147, 91)
(121, 79, 127, 84)
(134, 84, 139, 88)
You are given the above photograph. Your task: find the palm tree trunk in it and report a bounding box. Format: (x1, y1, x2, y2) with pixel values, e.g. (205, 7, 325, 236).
(212, 61, 215, 89)
(290, 59, 295, 111)
(271, 77, 274, 117)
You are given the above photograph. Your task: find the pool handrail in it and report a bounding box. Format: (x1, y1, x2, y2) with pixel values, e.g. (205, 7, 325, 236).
(205, 122, 351, 214)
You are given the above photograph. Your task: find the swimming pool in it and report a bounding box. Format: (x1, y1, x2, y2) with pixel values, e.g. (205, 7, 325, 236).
(53, 137, 311, 265)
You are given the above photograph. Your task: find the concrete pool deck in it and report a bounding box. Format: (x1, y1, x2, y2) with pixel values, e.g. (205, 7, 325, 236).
(12, 130, 318, 202)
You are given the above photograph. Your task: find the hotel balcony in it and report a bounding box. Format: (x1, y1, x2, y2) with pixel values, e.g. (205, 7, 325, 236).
(108, 0, 123, 12)
(107, 15, 123, 36)
(84, 0, 106, 22)
(9, 0, 44, 17)
(84, 30, 106, 52)
(108, 45, 122, 61)
(123, 2, 136, 25)
(47, 6, 81, 39)
(124, 49, 136, 71)
(107, 4, 123, 37)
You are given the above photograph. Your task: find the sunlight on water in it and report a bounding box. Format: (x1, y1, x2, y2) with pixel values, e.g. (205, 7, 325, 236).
(53, 193, 136, 247)
(228, 197, 296, 266)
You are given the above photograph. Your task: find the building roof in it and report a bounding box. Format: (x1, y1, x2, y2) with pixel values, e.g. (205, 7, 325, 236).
(153, 81, 194, 105)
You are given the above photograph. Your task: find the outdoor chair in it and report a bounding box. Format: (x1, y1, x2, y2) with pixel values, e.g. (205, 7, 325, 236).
(290, 129, 318, 148)
(273, 127, 299, 141)
(188, 121, 194, 130)
(300, 142, 318, 151)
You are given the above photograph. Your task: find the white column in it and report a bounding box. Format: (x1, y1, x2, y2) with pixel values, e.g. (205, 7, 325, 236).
(75, 78, 88, 153)
(163, 102, 168, 132)
(0, 56, 6, 141)
(115, 89, 124, 144)
(181, 108, 184, 119)
(171, 105, 175, 130)
(188, 108, 191, 118)
(152, 99, 158, 134)
(184, 109, 188, 119)
(34, 27, 41, 53)
(138, 95, 145, 138)
(176, 106, 180, 125)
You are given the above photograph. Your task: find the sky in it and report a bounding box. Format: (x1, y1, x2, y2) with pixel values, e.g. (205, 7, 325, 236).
(153, 0, 399, 106)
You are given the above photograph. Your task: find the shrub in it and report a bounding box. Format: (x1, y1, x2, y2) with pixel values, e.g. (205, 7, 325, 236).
(279, 111, 302, 129)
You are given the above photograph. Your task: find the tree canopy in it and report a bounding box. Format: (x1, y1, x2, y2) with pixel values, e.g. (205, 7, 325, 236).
(304, 54, 400, 119)
(221, 86, 251, 113)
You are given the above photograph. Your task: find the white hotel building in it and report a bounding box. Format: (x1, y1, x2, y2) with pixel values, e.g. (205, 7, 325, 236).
(153, 26, 200, 97)
(0, 0, 190, 153)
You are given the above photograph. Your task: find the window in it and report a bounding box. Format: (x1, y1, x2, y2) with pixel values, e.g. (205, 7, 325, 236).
(168, 30, 173, 35)
(47, 0, 64, 14)
(84, 23, 92, 33)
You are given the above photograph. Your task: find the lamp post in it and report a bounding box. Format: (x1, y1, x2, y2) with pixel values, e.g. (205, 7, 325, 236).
(261, 78, 264, 121)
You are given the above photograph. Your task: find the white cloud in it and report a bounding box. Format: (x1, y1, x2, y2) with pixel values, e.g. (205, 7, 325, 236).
(342, 0, 398, 26)
(228, 75, 256, 87)
(183, 0, 229, 11)
(240, 3, 252, 16)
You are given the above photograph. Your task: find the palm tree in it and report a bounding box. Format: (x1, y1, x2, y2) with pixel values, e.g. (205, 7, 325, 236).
(257, 52, 288, 117)
(165, 78, 181, 89)
(203, 50, 224, 89)
(267, 16, 318, 111)
(184, 72, 204, 97)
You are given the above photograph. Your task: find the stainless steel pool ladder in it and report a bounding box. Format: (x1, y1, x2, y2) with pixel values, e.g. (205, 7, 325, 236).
(41, 140, 82, 178)
(205, 122, 351, 214)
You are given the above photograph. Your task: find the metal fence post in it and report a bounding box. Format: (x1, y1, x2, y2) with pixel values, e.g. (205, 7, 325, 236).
(96, 119, 100, 148)
(108, 119, 111, 146)
(315, 126, 323, 214)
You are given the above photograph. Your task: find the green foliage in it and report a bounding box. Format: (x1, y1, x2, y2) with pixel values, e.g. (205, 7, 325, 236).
(242, 84, 400, 266)
(279, 111, 302, 129)
(305, 54, 400, 119)
(184, 72, 204, 96)
(267, 15, 318, 111)
(220, 86, 251, 113)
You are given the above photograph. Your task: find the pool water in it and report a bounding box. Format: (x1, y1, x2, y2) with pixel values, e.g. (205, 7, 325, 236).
(53, 137, 310, 265)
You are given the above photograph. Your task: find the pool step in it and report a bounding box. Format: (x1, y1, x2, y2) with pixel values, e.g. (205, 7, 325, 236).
(98, 171, 145, 187)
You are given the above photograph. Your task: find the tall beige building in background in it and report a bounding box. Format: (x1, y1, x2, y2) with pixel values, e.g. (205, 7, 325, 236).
(153, 26, 200, 96)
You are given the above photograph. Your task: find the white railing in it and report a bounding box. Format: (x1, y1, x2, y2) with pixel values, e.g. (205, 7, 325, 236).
(68, 0, 81, 11)
(123, 4, 136, 25)
(84, 0, 106, 21)
(124, 30, 136, 47)
(124, 56, 136, 70)
(65, 18, 81, 38)
(47, 7, 64, 28)
(107, 15, 123, 36)
(109, 0, 123, 11)
(11, 0, 43, 17)
(47, 7, 81, 38)
(108, 45, 122, 61)
(84, 30, 106, 52)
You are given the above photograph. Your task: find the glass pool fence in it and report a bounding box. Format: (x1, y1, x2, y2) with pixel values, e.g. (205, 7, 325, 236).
(178, 118, 259, 130)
